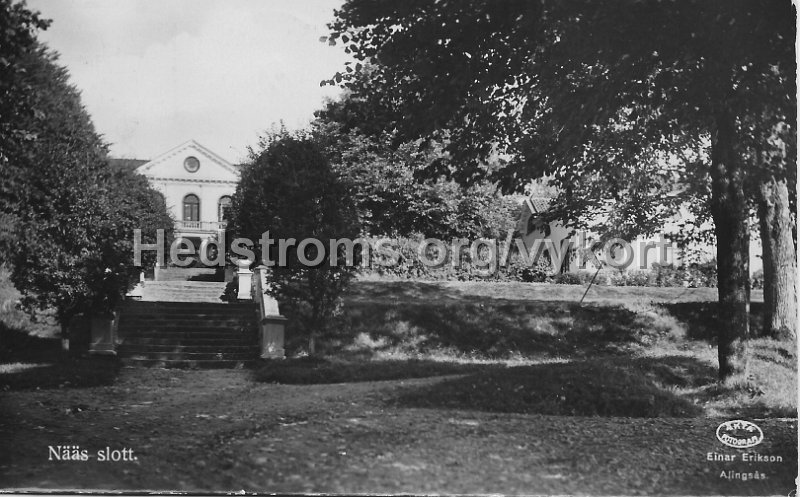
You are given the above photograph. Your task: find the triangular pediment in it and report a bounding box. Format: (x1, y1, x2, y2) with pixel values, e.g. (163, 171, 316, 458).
(135, 140, 239, 183)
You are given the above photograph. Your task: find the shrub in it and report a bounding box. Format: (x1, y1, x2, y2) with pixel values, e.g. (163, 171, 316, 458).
(553, 272, 583, 285)
(652, 262, 717, 288)
(230, 133, 360, 355)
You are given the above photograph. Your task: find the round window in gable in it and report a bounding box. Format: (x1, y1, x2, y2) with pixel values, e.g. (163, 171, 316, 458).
(184, 156, 200, 173)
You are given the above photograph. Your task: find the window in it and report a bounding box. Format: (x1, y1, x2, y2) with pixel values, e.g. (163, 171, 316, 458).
(218, 196, 232, 221)
(183, 194, 200, 221)
(184, 156, 200, 173)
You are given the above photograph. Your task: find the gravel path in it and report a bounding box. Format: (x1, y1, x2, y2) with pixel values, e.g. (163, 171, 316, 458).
(0, 368, 795, 495)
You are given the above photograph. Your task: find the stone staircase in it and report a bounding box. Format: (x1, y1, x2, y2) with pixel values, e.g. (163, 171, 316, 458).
(155, 267, 221, 282)
(139, 280, 229, 303)
(117, 266, 259, 368)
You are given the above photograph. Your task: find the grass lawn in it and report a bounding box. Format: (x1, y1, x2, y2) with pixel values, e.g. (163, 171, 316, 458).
(0, 278, 796, 494)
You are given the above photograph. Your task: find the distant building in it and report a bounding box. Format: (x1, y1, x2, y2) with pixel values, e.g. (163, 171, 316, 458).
(516, 194, 763, 274)
(112, 140, 239, 248)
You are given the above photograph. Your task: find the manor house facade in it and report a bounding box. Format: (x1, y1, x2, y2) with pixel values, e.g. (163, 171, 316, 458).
(123, 140, 239, 248)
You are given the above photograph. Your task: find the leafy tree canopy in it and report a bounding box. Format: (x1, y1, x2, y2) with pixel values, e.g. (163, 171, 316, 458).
(312, 101, 519, 240)
(326, 0, 795, 237)
(6, 46, 173, 327)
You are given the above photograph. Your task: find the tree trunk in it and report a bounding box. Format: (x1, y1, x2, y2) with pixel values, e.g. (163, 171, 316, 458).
(757, 175, 797, 340)
(709, 110, 750, 381)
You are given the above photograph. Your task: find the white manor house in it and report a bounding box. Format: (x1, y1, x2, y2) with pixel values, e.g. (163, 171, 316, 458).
(111, 139, 238, 248)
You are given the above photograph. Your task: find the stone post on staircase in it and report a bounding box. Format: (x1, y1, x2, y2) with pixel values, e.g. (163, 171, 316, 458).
(89, 311, 118, 355)
(125, 271, 145, 300)
(253, 265, 286, 359)
(236, 258, 253, 300)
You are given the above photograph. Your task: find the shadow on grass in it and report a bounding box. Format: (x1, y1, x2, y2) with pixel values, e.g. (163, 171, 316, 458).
(0, 356, 121, 391)
(390, 355, 713, 417)
(1, 324, 120, 391)
(254, 355, 713, 417)
(659, 301, 764, 342)
(317, 301, 683, 360)
(0, 321, 62, 363)
(253, 356, 497, 384)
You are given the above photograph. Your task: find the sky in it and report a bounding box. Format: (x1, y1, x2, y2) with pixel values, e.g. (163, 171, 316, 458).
(27, 0, 350, 163)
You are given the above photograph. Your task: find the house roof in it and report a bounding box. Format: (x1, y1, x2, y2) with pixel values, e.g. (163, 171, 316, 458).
(524, 196, 553, 215)
(135, 139, 239, 176)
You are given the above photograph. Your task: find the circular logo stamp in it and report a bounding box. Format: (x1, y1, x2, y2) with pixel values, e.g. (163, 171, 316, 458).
(716, 420, 764, 449)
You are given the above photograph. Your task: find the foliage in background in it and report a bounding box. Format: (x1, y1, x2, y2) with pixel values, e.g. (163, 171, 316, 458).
(313, 97, 519, 241)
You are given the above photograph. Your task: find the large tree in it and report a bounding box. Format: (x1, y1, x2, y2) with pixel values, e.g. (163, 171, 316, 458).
(0, 0, 49, 257)
(753, 122, 797, 340)
(6, 46, 173, 333)
(327, 0, 796, 379)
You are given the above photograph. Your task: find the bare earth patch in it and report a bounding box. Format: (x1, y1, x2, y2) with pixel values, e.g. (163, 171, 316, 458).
(0, 368, 796, 495)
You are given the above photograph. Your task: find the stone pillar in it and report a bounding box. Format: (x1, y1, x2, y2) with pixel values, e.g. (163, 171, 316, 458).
(237, 259, 253, 300)
(260, 314, 287, 359)
(126, 271, 145, 299)
(252, 266, 285, 359)
(89, 312, 116, 355)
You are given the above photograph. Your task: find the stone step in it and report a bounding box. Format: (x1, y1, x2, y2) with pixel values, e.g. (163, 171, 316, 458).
(120, 301, 252, 312)
(147, 279, 225, 285)
(119, 315, 255, 323)
(121, 358, 254, 369)
(118, 329, 254, 337)
(118, 316, 255, 325)
(124, 300, 249, 306)
(120, 337, 257, 347)
(142, 287, 226, 293)
(142, 286, 227, 293)
(155, 267, 222, 282)
(119, 317, 255, 326)
(139, 280, 229, 303)
(140, 295, 228, 300)
(120, 351, 257, 361)
(119, 318, 254, 324)
(118, 332, 257, 345)
(140, 288, 228, 294)
(138, 296, 228, 303)
(122, 301, 251, 307)
(119, 344, 257, 353)
(143, 288, 227, 293)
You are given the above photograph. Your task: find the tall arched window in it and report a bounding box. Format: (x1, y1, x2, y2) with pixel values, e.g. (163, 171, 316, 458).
(218, 196, 232, 222)
(183, 194, 200, 221)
